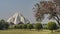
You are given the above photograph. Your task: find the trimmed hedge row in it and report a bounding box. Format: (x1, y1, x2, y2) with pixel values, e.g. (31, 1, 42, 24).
(0, 20, 59, 32)
(12, 22, 58, 32)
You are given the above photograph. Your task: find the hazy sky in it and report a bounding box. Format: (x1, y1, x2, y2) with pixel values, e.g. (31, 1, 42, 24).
(0, 0, 55, 23)
(0, 0, 41, 23)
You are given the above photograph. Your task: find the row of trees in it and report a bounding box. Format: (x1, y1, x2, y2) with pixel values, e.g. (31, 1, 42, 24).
(14, 24, 33, 29)
(0, 19, 58, 33)
(12, 22, 58, 32)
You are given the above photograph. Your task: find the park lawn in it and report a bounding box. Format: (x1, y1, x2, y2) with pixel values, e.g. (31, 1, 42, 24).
(0, 29, 60, 34)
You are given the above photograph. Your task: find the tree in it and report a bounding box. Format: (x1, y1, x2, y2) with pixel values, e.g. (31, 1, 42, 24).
(4, 22, 9, 29)
(34, 23, 42, 31)
(15, 24, 23, 29)
(0, 19, 9, 30)
(27, 24, 33, 30)
(22, 24, 27, 29)
(33, 1, 60, 25)
(47, 22, 58, 33)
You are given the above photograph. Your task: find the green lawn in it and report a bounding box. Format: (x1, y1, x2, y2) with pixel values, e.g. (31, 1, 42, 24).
(0, 29, 60, 34)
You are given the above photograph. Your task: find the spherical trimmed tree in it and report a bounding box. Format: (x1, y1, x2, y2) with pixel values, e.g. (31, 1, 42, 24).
(15, 24, 23, 29)
(47, 22, 58, 33)
(0, 19, 9, 30)
(22, 24, 27, 29)
(4, 22, 9, 29)
(34, 23, 42, 31)
(27, 24, 33, 30)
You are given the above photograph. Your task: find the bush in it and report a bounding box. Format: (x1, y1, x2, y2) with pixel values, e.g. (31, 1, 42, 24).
(27, 24, 33, 30)
(22, 24, 27, 29)
(47, 22, 58, 33)
(4, 22, 9, 29)
(9, 25, 15, 29)
(14, 24, 23, 29)
(34, 23, 42, 31)
(0, 19, 9, 30)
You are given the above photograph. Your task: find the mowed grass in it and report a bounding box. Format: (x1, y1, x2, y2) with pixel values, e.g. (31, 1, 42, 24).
(0, 29, 60, 34)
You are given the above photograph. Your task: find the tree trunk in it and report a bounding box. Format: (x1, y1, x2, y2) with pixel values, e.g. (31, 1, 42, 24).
(57, 20, 60, 25)
(51, 30, 53, 33)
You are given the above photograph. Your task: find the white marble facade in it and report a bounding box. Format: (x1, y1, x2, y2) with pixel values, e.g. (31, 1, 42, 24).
(7, 12, 29, 24)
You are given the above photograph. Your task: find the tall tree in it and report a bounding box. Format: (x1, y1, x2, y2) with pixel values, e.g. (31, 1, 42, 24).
(0, 19, 9, 30)
(33, 1, 60, 25)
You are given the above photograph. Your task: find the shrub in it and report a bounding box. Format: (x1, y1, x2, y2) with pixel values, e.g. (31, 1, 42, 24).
(4, 22, 9, 29)
(27, 24, 33, 30)
(0, 19, 9, 30)
(9, 25, 15, 29)
(14, 24, 23, 29)
(22, 24, 27, 29)
(34, 23, 42, 31)
(47, 22, 58, 33)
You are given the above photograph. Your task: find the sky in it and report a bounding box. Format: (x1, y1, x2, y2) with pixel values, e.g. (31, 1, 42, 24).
(0, 0, 41, 23)
(0, 0, 55, 24)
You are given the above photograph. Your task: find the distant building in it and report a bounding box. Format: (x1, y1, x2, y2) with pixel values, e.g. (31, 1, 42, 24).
(7, 12, 30, 25)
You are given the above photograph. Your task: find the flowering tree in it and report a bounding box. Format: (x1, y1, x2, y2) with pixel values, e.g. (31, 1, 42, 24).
(33, 1, 60, 25)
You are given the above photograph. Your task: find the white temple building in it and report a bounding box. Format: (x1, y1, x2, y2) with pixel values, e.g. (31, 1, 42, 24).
(7, 12, 30, 24)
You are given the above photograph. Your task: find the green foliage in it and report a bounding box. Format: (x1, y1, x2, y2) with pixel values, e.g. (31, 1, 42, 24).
(9, 25, 15, 29)
(47, 22, 58, 32)
(34, 23, 42, 31)
(47, 22, 58, 30)
(0, 19, 9, 30)
(4, 22, 9, 29)
(22, 24, 27, 29)
(27, 24, 33, 29)
(14, 24, 23, 29)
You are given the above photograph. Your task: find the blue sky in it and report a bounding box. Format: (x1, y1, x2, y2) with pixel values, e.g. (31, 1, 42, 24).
(0, 0, 40, 23)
